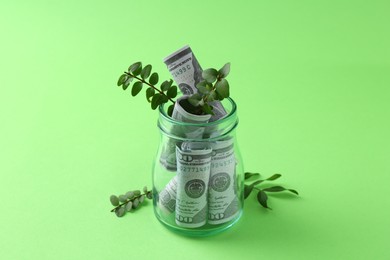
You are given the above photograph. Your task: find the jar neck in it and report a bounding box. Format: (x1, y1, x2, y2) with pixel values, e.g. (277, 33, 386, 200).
(158, 98, 238, 142)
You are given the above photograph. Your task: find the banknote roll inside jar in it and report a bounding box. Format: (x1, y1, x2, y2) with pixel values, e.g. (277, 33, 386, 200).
(152, 97, 244, 236)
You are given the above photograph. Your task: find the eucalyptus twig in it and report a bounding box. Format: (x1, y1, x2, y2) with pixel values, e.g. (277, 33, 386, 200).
(244, 172, 299, 209)
(117, 62, 178, 116)
(109, 186, 153, 217)
(124, 71, 175, 104)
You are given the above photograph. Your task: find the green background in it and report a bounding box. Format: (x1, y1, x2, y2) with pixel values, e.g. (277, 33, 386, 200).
(1, 0, 389, 259)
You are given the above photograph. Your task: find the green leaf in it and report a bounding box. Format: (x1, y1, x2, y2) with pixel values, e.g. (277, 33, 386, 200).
(122, 76, 133, 90)
(263, 186, 299, 195)
(146, 87, 155, 102)
(131, 81, 143, 96)
(197, 81, 210, 95)
(132, 198, 139, 209)
(244, 185, 254, 199)
(257, 190, 271, 209)
(188, 93, 202, 107)
(125, 201, 133, 212)
(133, 190, 141, 196)
(266, 174, 281, 181)
(119, 195, 127, 203)
(250, 179, 265, 186)
(167, 104, 174, 117)
(218, 62, 231, 78)
(117, 74, 127, 86)
(202, 68, 218, 83)
(115, 207, 126, 217)
(151, 93, 162, 110)
(129, 62, 142, 76)
(125, 191, 134, 199)
(160, 79, 173, 92)
(215, 78, 229, 99)
(201, 103, 214, 115)
(110, 195, 119, 206)
(140, 64, 152, 80)
(167, 85, 177, 99)
(160, 95, 169, 103)
(206, 91, 216, 102)
(245, 172, 260, 180)
(149, 72, 159, 85)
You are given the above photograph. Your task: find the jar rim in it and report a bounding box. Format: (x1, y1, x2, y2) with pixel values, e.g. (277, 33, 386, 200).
(158, 97, 237, 127)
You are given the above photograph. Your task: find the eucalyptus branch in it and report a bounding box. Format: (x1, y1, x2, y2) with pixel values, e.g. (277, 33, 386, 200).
(187, 62, 231, 115)
(124, 71, 175, 104)
(109, 186, 153, 217)
(244, 172, 299, 209)
(117, 62, 178, 116)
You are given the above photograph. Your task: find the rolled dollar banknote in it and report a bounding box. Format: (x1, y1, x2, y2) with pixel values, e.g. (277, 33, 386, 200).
(208, 138, 240, 225)
(159, 96, 211, 171)
(163, 45, 227, 122)
(158, 176, 178, 214)
(175, 143, 212, 228)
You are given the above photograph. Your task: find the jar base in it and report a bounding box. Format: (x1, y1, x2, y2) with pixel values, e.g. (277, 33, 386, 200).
(154, 208, 243, 237)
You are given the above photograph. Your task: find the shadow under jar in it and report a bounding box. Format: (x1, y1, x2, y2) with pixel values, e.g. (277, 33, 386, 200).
(152, 98, 244, 237)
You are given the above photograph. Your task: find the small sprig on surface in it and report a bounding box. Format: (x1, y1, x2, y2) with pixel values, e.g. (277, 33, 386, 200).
(109, 186, 153, 217)
(244, 172, 299, 209)
(188, 63, 231, 115)
(117, 62, 178, 116)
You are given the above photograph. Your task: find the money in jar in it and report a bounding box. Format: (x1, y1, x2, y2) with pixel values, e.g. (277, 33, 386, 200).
(175, 143, 212, 228)
(208, 139, 240, 224)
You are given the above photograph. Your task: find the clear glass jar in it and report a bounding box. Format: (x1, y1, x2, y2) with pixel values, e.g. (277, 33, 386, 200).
(152, 98, 244, 236)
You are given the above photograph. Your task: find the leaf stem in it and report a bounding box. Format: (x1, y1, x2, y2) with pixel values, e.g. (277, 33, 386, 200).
(124, 72, 175, 104)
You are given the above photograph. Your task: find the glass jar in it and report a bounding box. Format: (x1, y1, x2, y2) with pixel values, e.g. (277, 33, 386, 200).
(152, 98, 244, 236)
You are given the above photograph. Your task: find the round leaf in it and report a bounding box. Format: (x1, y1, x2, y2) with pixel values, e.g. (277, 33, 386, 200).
(149, 72, 159, 85)
(151, 93, 162, 110)
(110, 195, 119, 206)
(146, 87, 155, 102)
(131, 81, 143, 96)
(218, 62, 231, 78)
(160, 79, 173, 92)
(119, 195, 127, 203)
(167, 85, 177, 99)
(122, 76, 133, 90)
(117, 74, 127, 86)
(140, 64, 152, 80)
(125, 191, 134, 199)
(167, 104, 174, 117)
(132, 198, 139, 209)
(129, 62, 142, 76)
(115, 207, 125, 217)
(160, 95, 169, 103)
(202, 68, 218, 83)
(125, 201, 133, 212)
(215, 78, 230, 98)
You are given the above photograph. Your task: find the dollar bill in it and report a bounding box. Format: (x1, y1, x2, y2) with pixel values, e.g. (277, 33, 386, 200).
(208, 139, 240, 225)
(159, 96, 211, 171)
(175, 144, 212, 228)
(158, 176, 178, 214)
(163, 45, 227, 122)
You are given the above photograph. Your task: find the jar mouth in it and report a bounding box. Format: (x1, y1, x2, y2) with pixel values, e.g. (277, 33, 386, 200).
(158, 97, 237, 127)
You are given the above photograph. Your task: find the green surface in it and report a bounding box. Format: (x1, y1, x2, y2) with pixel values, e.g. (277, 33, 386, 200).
(1, 0, 389, 259)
